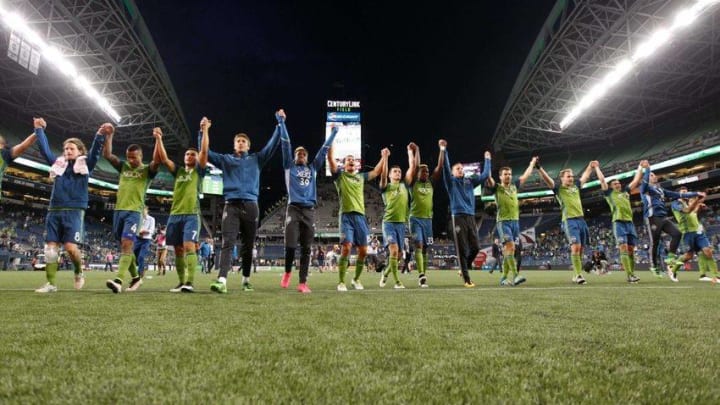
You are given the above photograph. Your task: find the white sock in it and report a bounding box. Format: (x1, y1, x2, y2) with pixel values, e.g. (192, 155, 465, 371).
(218, 277, 226, 284)
(242, 276, 249, 284)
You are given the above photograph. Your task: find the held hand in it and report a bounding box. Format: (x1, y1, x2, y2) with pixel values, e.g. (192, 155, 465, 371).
(276, 109, 286, 122)
(99, 123, 115, 136)
(438, 139, 447, 150)
(640, 160, 650, 169)
(152, 127, 163, 139)
(697, 191, 707, 199)
(590, 160, 600, 168)
(484, 151, 492, 160)
(381, 148, 390, 157)
(200, 117, 212, 131)
(33, 117, 46, 129)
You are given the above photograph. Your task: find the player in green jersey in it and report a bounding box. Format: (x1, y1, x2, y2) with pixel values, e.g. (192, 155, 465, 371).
(538, 160, 595, 284)
(327, 145, 387, 291)
(103, 128, 161, 293)
(153, 118, 209, 292)
(0, 128, 37, 200)
(378, 143, 416, 289)
(405, 143, 442, 287)
(670, 187, 715, 282)
(485, 157, 536, 286)
(594, 161, 644, 283)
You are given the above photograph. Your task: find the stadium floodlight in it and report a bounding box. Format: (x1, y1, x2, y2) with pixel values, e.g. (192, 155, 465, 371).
(0, 7, 122, 123)
(558, 0, 720, 131)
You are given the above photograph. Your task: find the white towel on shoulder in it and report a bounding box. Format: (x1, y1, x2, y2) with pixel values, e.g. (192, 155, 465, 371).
(50, 156, 88, 179)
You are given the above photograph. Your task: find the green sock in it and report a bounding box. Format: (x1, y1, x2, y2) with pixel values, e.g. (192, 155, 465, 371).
(505, 255, 517, 278)
(666, 252, 677, 266)
(118, 253, 134, 281)
(175, 255, 186, 284)
(71, 255, 83, 276)
(571, 254, 582, 276)
(629, 254, 636, 274)
(502, 256, 510, 278)
(128, 253, 139, 278)
(46, 262, 58, 285)
(705, 254, 718, 278)
(415, 250, 424, 274)
(620, 252, 632, 276)
(338, 256, 349, 283)
(423, 253, 429, 272)
(354, 260, 364, 281)
(389, 257, 399, 283)
(185, 253, 197, 284)
(671, 255, 686, 273)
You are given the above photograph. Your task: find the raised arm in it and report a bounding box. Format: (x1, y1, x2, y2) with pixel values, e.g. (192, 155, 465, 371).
(579, 160, 595, 187)
(432, 140, 445, 182)
(518, 156, 538, 187)
(33, 118, 56, 164)
(627, 160, 646, 191)
(639, 160, 651, 194)
(440, 139, 453, 191)
(257, 115, 281, 167)
(405, 142, 417, 185)
(470, 151, 492, 186)
(367, 148, 388, 181)
(87, 123, 111, 172)
(686, 194, 706, 213)
(277, 109, 292, 170)
(10, 131, 37, 159)
(153, 127, 176, 173)
(102, 129, 122, 170)
(594, 161, 607, 190)
(379, 148, 390, 189)
(537, 160, 555, 189)
(198, 117, 210, 169)
(313, 126, 338, 172)
(327, 145, 339, 174)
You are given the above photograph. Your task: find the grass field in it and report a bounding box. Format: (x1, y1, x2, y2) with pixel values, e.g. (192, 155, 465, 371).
(0, 268, 718, 404)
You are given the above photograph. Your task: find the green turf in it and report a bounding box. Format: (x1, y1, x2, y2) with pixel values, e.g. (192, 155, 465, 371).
(0, 269, 718, 404)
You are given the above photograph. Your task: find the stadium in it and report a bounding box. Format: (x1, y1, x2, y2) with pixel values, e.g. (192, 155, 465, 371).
(0, 0, 719, 403)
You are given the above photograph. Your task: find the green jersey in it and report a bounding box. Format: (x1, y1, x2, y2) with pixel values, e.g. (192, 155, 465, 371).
(170, 165, 206, 215)
(490, 179, 520, 221)
(334, 171, 368, 215)
(410, 180, 433, 219)
(672, 200, 701, 233)
(115, 161, 156, 212)
(604, 187, 633, 222)
(553, 180, 584, 221)
(0, 149, 11, 199)
(382, 182, 409, 223)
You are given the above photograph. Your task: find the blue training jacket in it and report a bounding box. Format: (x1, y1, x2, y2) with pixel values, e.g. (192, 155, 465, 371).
(639, 166, 697, 218)
(35, 127, 104, 209)
(442, 149, 490, 216)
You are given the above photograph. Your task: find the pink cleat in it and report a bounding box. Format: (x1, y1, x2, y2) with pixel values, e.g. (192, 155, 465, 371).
(297, 283, 312, 293)
(281, 272, 291, 289)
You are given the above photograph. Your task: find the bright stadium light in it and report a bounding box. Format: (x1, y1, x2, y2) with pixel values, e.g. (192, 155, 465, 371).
(559, 0, 720, 131)
(0, 7, 122, 123)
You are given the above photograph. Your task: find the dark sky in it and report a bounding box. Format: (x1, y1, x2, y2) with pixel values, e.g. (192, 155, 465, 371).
(136, 0, 557, 210)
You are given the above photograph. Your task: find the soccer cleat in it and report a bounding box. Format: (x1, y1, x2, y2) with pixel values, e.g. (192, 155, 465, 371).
(699, 275, 712, 282)
(35, 283, 57, 293)
(242, 282, 255, 292)
(419, 275, 428, 288)
(127, 277, 142, 292)
(379, 275, 388, 288)
(667, 270, 679, 283)
(297, 283, 311, 293)
(464, 281, 475, 288)
(337, 283, 348, 292)
(106, 279, 122, 294)
(169, 283, 184, 293)
(74, 274, 85, 290)
(513, 275, 526, 286)
(210, 280, 228, 294)
(351, 279, 364, 290)
(649, 267, 664, 278)
(499, 277, 511, 286)
(394, 283, 405, 289)
(572, 275, 586, 285)
(280, 272, 291, 289)
(627, 275, 640, 283)
(180, 283, 194, 293)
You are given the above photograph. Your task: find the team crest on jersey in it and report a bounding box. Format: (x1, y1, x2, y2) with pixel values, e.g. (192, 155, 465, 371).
(176, 173, 193, 183)
(417, 186, 432, 195)
(122, 170, 144, 179)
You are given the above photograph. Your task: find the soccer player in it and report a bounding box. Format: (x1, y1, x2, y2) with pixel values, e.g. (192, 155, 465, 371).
(595, 161, 643, 283)
(537, 160, 595, 284)
(278, 109, 338, 293)
(208, 112, 281, 293)
(155, 225, 167, 275)
(378, 144, 416, 289)
(154, 119, 209, 293)
(406, 143, 443, 287)
(485, 157, 536, 286)
(439, 139, 491, 287)
(0, 127, 37, 199)
(639, 161, 700, 281)
(670, 187, 714, 282)
(327, 145, 387, 291)
(103, 125, 160, 293)
(33, 117, 108, 293)
(134, 207, 155, 279)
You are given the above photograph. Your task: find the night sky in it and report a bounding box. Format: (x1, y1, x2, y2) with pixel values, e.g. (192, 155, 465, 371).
(136, 0, 557, 214)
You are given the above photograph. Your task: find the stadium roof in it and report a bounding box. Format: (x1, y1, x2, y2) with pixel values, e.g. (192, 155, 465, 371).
(492, 0, 720, 154)
(0, 0, 190, 151)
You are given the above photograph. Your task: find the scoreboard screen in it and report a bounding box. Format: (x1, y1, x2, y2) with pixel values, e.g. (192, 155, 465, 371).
(326, 100, 361, 176)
